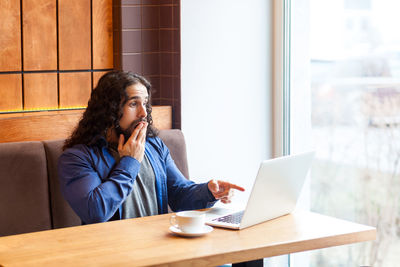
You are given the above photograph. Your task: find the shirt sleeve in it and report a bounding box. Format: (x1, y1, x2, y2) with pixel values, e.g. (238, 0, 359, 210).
(161, 140, 217, 211)
(58, 146, 140, 224)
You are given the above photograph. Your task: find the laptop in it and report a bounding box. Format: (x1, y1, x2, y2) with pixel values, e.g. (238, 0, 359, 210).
(205, 151, 315, 230)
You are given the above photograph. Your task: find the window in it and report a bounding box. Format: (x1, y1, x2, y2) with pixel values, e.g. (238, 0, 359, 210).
(290, 0, 400, 266)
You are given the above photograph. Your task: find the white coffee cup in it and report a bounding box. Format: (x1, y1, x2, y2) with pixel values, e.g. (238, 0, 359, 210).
(170, 211, 205, 233)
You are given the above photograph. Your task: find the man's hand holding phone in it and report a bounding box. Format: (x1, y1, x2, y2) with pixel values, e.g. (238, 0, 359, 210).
(118, 121, 148, 162)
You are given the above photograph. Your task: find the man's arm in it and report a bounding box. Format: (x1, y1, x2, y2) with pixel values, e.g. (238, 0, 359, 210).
(58, 123, 148, 224)
(58, 147, 140, 224)
(158, 138, 217, 211)
(165, 157, 245, 210)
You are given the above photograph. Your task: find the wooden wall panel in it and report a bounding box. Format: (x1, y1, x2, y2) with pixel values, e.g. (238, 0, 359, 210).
(22, 0, 57, 70)
(0, 106, 171, 143)
(93, 0, 113, 69)
(0, 1, 21, 71)
(152, 105, 172, 130)
(59, 0, 91, 70)
(93, 71, 108, 88)
(0, 110, 82, 143)
(59, 72, 91, 108)
(24, 73, 58, 110)
(0, 75, 22, 111)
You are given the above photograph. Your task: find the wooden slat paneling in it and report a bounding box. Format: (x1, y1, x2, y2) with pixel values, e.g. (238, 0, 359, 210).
(0, 1, 21, 71)
(152, 105, 172, 130)
(0, 74, 22, 111)
(0, 106, 171, 143)
(59, 72, 92, 108)
(93, 0, 113, 69)
(24, 73, 58, 110)
(0, 110, 81, 143)
(23, 0, 57, 70)
(59, 0, 91, 70)
(92, 71, 108, 88)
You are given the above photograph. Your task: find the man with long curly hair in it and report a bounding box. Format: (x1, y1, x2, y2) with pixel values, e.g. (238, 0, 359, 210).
(58, 71, 244, 224)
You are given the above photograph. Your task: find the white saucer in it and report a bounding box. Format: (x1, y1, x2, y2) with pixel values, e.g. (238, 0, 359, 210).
(169, 225, 213, 237)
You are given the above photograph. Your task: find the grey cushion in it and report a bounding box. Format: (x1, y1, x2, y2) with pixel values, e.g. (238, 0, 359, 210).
(158, 129, 190, 179)
(0, 141, 51, 236)
(43, 139, 81, 229)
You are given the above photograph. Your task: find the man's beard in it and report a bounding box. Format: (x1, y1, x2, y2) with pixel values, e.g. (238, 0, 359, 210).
(115, 118, 147, 142)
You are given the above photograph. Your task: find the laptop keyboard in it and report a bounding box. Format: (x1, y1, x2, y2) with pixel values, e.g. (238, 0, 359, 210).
(213, 210, 244, 225)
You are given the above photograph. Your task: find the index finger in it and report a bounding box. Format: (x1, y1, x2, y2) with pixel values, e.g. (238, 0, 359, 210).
(127, 123, 143, 143)
(138, 122, 147, 143)
(228, 183, 245, 192)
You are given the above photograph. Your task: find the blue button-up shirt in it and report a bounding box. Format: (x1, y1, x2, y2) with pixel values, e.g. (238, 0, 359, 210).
(58, 135, 216, 224)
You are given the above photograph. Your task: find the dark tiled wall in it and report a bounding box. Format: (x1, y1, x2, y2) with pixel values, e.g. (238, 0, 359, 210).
(113, 0, 181, 129)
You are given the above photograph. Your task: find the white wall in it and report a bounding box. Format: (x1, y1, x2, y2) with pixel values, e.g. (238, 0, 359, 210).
(181, 0, 272, 207)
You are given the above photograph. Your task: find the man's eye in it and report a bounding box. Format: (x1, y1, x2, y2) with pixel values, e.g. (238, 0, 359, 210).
(129, 102, 137, 107)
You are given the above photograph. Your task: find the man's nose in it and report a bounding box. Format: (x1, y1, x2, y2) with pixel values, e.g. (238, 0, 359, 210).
(139, 104, 147, 118)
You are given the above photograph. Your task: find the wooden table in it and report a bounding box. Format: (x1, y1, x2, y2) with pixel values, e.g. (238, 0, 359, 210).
(0, 210, 376, 267)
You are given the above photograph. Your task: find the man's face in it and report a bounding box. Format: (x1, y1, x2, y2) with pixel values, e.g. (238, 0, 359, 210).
(117, 83, 149, 140)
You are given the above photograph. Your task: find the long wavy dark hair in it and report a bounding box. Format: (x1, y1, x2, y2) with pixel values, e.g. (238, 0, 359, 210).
(63, 71, 158, 150)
